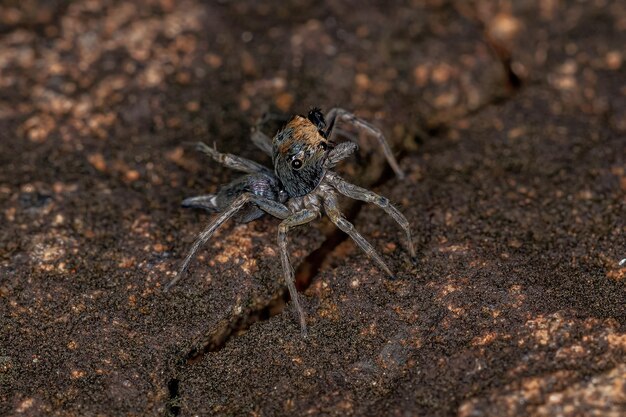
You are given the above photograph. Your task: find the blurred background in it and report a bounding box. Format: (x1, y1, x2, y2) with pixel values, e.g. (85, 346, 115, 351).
(0, 1, 624, 416)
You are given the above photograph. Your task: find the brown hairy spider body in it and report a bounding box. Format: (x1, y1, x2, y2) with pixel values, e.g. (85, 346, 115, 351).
(276, 116, 328, 154)
(166, 108, 415, 336)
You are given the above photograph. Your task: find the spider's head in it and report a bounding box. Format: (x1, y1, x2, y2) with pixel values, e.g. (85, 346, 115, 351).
(272, 109, 332, 197)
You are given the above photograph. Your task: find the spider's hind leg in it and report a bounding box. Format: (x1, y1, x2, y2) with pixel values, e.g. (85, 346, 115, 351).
(181, 194, 218, 212)
(166, 192, 291, 291)
(182, 192, 262, 222)
(325, 107, 404, 179)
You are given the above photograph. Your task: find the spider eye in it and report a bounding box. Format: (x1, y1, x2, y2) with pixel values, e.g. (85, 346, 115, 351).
(319, 142, 328, 151)
(291, 158, 303, 169)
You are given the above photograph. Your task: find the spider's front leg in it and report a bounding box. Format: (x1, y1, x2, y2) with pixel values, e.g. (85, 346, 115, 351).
(325, 172, 416, 261)
(324, 142, 359, 169)
(277, 208, 319, 336)
(323, 191, 395, 279)
(325, 108, 405, 179)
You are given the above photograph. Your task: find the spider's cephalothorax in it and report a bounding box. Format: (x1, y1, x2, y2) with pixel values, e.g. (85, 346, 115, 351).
(272, 109, 332, 197)
(166, 107, 414, 336)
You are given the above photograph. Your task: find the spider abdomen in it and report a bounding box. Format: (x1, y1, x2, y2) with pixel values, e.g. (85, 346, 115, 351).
(216, 173, 282, 223)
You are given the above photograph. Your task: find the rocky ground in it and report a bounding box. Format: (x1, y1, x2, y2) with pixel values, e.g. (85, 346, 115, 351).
(0, 1, 624, 416)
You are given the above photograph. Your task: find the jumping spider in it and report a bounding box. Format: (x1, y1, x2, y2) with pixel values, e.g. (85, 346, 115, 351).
(165, 108, 415, 335)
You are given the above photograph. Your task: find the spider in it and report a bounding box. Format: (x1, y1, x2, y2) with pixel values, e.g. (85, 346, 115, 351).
(165, 107, 415, 336)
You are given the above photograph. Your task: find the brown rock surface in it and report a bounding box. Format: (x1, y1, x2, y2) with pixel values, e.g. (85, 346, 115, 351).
(177, 86, 625, 416)
(0, 1, 624, 416)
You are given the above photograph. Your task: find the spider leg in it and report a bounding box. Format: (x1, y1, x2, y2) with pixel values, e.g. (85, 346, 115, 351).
(325, 142, 359, 169)
(325, 107, 405, 179)
(326, 172, 416, 260)
(277, 208, 320, 336)
(194, 141, 272, 175)
(251, 111, 291, 156)
(251, 130, 273, 156)
(165, 193, 290, 291)
(331, 127, 359, 143)
(323, 191, 395, 279)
